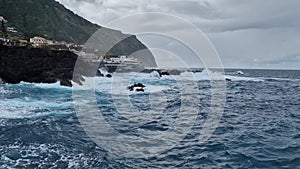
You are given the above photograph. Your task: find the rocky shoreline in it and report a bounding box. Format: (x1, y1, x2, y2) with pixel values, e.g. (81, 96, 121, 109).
(0, 45, 205, 87)
(0, 45, 97, 87)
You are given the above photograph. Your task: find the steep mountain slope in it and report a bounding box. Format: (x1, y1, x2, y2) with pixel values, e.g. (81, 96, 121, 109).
(0, 0, 99, 43)
(0, 0, 156, 66)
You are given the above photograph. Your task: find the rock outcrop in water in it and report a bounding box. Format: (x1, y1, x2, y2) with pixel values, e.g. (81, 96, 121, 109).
(127, 83, 146, 92)
(0, 45, 96, 87)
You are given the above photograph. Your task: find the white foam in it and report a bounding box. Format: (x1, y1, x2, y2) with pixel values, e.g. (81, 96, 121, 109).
(32, 81, 72, 90)
(0, 96, 73, 119)
(262, 77, 300, 82)
(0, 86, 13, 95)
(235, 70, 245, 75)
(149, 71, 160, 79)
(63, 70, 265, 94)
(92, 75, 170, 95)
(225, 75, 264, 82)
(1, 70, 266, 119)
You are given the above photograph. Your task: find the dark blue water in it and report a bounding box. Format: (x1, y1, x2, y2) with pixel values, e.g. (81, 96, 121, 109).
(0, 69, 299, 168)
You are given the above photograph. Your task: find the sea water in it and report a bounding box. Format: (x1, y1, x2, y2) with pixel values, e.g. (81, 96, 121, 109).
(0, 69, 299, 168)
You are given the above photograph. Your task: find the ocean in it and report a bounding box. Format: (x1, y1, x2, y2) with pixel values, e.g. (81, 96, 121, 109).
(0, 69, 299, 168)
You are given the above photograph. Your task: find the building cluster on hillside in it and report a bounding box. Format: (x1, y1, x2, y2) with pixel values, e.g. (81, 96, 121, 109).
(29, 36, 77, 50)
(0, 16, 98, 61)
(0, 16, 22, 46)
(0, 36, 76, 49)
(0, 16, 82, 50)
(0, 38, 27, 46)
(102, 55, 140, 65)
(0, 16, 143, 67)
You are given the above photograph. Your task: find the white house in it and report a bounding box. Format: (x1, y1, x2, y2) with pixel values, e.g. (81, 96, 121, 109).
(30, 36, 47, 44)
(30, 36, 54, 47)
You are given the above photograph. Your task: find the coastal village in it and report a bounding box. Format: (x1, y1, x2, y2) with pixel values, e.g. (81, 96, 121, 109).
(0, 16, 82, 51)
(0, 16, 97, 60)
(0, 16, 143, 69)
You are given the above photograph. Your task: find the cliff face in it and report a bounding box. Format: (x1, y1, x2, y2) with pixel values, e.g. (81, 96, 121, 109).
(0, 45, 92, 86)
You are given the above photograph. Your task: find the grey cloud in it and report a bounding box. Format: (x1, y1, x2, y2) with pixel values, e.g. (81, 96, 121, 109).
(58, 0, 300, 32)
(260, 54, 300, 65)
(159, 1, 219, 19)
(57, 0, 300, 69)
(214, 0, 300, 32)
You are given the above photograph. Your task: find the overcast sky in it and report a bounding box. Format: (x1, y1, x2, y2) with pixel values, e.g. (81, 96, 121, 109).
(57, 0, 300, 70)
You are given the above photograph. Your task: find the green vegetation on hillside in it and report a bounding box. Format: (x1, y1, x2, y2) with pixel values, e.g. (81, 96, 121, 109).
(0, 0, 100, 44)
(0, 0, 157, 66)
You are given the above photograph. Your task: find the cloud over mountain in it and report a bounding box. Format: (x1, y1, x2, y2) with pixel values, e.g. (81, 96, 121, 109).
(58, 0, 300, 69)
